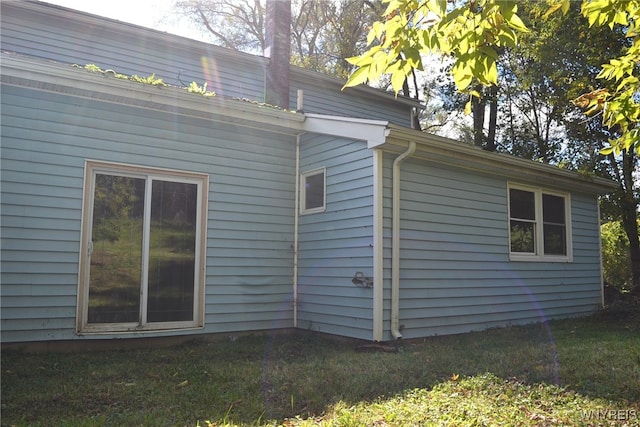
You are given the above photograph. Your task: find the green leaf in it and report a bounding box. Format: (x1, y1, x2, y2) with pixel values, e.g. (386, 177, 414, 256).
(343, 66, 369, 89)
(464, 99, 472, 115)
(479, 45, 499, 60)
(391, 68, 407, 94)
(506, 12, 529, 33)
(600, 145, 615, 155)
(486, 60, 498, 85)
(497, 31, 516, 47)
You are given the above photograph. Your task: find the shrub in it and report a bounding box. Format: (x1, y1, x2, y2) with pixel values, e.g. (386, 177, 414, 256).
(601, 220, 637, 293)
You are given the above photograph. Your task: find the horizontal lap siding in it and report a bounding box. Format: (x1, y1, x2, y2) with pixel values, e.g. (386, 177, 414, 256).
(1, 84, 295, 342)
(2, 3, 414, 126)
(289, 76, 411, 127)
(0, 5, 265, 100)
(383, 156, 602, 340)
(297, 135, 374, 340)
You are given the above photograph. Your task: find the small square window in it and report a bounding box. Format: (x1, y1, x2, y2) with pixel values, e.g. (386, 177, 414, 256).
(301, 168, 326, 214)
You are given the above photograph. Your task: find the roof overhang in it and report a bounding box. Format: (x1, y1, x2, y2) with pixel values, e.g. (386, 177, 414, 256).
(0, 53, 306, 136)
(380, 124, 617, 194)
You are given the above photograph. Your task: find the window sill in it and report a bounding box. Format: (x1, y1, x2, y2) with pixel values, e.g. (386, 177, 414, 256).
(300, 206, 326, 215)
(509, 253, 573, 263)
(78, 322, 204, 335)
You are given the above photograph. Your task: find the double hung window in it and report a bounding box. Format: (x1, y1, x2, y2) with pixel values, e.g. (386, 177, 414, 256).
(508, 184, 572, 261)
(78, 161, 208, 332)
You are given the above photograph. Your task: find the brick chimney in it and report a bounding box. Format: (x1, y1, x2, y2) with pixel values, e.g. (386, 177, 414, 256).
(264, 0, 291, 109)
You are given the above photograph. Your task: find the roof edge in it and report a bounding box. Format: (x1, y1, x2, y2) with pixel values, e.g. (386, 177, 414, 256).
(1, 53, 305, 135)
(383, 124, 617, 194)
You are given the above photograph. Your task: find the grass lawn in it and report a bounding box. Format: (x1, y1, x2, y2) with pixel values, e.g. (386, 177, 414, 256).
(2, 306, 639, 426)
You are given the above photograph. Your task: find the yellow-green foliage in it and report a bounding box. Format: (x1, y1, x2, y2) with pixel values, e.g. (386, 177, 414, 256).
(187, 81, 216, 97)
(129, 73, 167, 86)
(345, 0, 640, 156)
(601, 219, 638, 292)
(73, 63, 217, 96)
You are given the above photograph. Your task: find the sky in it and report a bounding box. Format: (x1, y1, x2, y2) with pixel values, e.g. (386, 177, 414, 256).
(44, 0, 208, 41)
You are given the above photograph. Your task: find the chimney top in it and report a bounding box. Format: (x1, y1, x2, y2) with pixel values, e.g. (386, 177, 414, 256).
(264, 0, 291, 109)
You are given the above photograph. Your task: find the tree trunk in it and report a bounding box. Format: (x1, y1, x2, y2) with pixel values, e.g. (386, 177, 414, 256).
(485, 85, 498, 151)
(472, 84, 485, 147)
(620, 151, 640, 294)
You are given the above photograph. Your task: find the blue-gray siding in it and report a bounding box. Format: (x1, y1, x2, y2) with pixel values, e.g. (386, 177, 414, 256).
(1, 82, 296, 342)
(296, 134, 374, 340)
(381, 155, 602, 340)
(1, 1, 413, 126)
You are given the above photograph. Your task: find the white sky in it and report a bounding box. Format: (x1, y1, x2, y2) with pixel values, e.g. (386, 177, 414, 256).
(43, 0, 209, 41)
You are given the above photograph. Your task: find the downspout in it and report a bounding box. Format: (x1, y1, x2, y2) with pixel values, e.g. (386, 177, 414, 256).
(391, 141, 416, 339)
(372, 149, 384, 341)
(293, 134, 302, 328)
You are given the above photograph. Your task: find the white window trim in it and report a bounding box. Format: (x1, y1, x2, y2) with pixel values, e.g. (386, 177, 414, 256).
(508, 183, 573, 263)
(300, 167, 326, 215)
(77, 160, 208, 334)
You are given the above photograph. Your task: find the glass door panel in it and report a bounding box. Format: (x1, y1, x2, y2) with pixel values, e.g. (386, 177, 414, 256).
(147, 180, 197, 322)
(88, 174, 145, 323)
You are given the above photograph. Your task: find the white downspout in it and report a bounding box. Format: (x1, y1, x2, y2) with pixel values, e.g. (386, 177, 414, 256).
(372, 149, 384, 341)
(391, 141, 416, 339)
(293, 134, 302, 328)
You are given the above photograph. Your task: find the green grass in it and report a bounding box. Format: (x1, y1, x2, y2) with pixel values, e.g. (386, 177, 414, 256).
(2, 309, 639, 426)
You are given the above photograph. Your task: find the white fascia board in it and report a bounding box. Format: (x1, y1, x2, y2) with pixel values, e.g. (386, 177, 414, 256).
(384, 125, 617, 195)
(303, 114, 390, 146)
(1, 54, 306, 135)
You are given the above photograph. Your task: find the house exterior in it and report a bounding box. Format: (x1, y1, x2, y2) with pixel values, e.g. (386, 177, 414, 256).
(0, 1, 616, 344)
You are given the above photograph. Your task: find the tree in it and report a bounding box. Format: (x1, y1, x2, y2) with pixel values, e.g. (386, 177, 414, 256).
(497, 0, 626, 164)
(173, 0, 383, 78)
(602, 219, 639, 293)
(174, 0, 266, 52)
(344, 0, 640, 157)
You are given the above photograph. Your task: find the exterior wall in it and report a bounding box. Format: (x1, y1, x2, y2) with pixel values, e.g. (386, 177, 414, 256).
(0, 1, 415, 126)
(382, 155, 603, 340)
(1, 81, 296, 342)
(296, 134, 374, 340)
(289, 73, 411, 126)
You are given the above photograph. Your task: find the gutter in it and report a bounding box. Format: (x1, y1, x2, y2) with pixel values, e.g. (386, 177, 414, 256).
(1, 54, 305, 136)
(391, 141, 416, 339)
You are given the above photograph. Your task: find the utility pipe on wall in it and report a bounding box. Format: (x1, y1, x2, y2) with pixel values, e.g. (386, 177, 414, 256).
(391, 141, 416, 339)
(293, 134, 302, 328)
